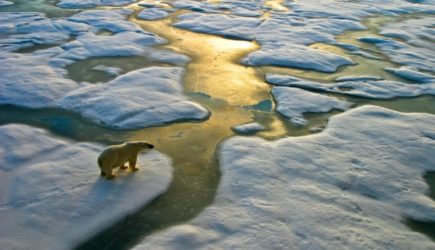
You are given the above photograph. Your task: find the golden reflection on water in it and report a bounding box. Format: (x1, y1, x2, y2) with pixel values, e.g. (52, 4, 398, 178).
(125, 11, 295, 176)
(259, 16, 408, 82)
(264, 0, 290, 12)
(132, 13, 269, 106)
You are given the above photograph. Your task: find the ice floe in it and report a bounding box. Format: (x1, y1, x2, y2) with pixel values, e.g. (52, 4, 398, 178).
(173, 12, 357, 72)
(385, 66, 434, 83)
(266, 73, 435, 99)
(232, 122, 266, 134)
(271, 87, 352, 125)
(242, 44, 354, 72)
(92, 65, 122, 76)
(358, 35, 435, 73)
(137, 8, 170, 20)
(57, 0, 135, 9)
(135, 105, 435, 249)
(0, 12, 89, 52)
(0, 53, 82, 108)
(0, 52, 207, 128)
(58, 67, 210, 129)
(0, 124, 173, 250)
(0, 0, 12, 7)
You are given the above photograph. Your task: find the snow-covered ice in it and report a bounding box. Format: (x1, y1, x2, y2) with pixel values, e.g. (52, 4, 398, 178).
(232, 122, 266, 134)
(0, 124, 173, 250)
(173, 12, 357, 72)
(0, 53, 208, 129)
(359, 35, 435, 73)
(271, 87, 352, 126)
(266, 73, 435, 99)
(137, 8, 170, 20)
(92, 65, 122, 76)
(0, 8, 202, 130)
(0, 53, 82, 108)
(57, 0, 135, 9)
(0, 0, 12, 7)
(385, 66, 434, 83)
(0, 12, 89, 52)
(58, 67, 210, 129)
(135, 105, 435, 249)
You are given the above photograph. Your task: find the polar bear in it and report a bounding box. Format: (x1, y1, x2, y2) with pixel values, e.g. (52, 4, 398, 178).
(98, 141, 154, 179)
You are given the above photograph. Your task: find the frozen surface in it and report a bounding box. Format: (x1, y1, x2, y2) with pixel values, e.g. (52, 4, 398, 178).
(137, 8, 170, 20)
(266, 74, 435, 99)
(271, 87, 352, 125)
(359, 35, 435, 73)
(385, 66, 434, 83)
(0, 53, 82, 108)
(0, 12, 89, 52)
(232, 122, 266, 134)
(173, 12, 357, 72)
(57, 0, 135, 8)
(92, 65, 122, 76)
(167, 1, 435, 73)
(0, 8, 201, 129)
(0, 124, 173, 250)
(135, 105, 435, 249)
(0, 51, 207, 129)
(58, 67, 210, 129)
(0, 0, 12, 7)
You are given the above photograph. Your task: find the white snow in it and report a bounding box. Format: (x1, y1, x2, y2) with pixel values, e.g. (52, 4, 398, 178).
(0, 51, 207, 129)
(380, 16, 435, 49)
(57, 0, 135, 9)
(232, 122, 266, 134)
(135, 105, 435, 249)
(266, 73, 435, 99)
(242, 44, 354, 72)
(385, 66, 434, 83)
(271, 87, 352, 126)
(0, 124, 173, 250)
(0, 8, 202, 130)
(335, 75, 384, 82)
(92, 65, 122, 76)
(358, 35, 435, 73)
(0, 53, 82, 108)
(0, 0, 12, 7)
(0, 12, 89, 52)
(173, 12, 357, 72)
(137, 8, 170, 20)
(58, 67, 210, 129)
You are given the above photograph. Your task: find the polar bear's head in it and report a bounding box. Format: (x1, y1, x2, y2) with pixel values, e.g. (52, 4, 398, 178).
(127, 141, 154, 150)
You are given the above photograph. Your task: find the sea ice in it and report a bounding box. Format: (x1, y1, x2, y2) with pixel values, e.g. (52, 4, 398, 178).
(0, 0, 12, 6)
(242, 44, 354, 72)
(58, 67, 210, 129)
(0, 12, 89, 52)
(232, 122, 266, 134)
(0, 53, 82, 108)
(385, 66, 434, 83)
(358, 35, 435, 73)
(271, 87, 352, 125)
(137, 8, 170, 20)
(174, 12, 357, 72)
(57, 0, 135, 8)
(134, 105, 435, 249)
(92, 65, 122, 76)
(0, 124, 173, 250)
(266, 74, 435, 99)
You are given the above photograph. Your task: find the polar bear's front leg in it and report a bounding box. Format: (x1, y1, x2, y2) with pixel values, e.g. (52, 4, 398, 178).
(129, 156, 139, 171)
(106, 168, 116, 179)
